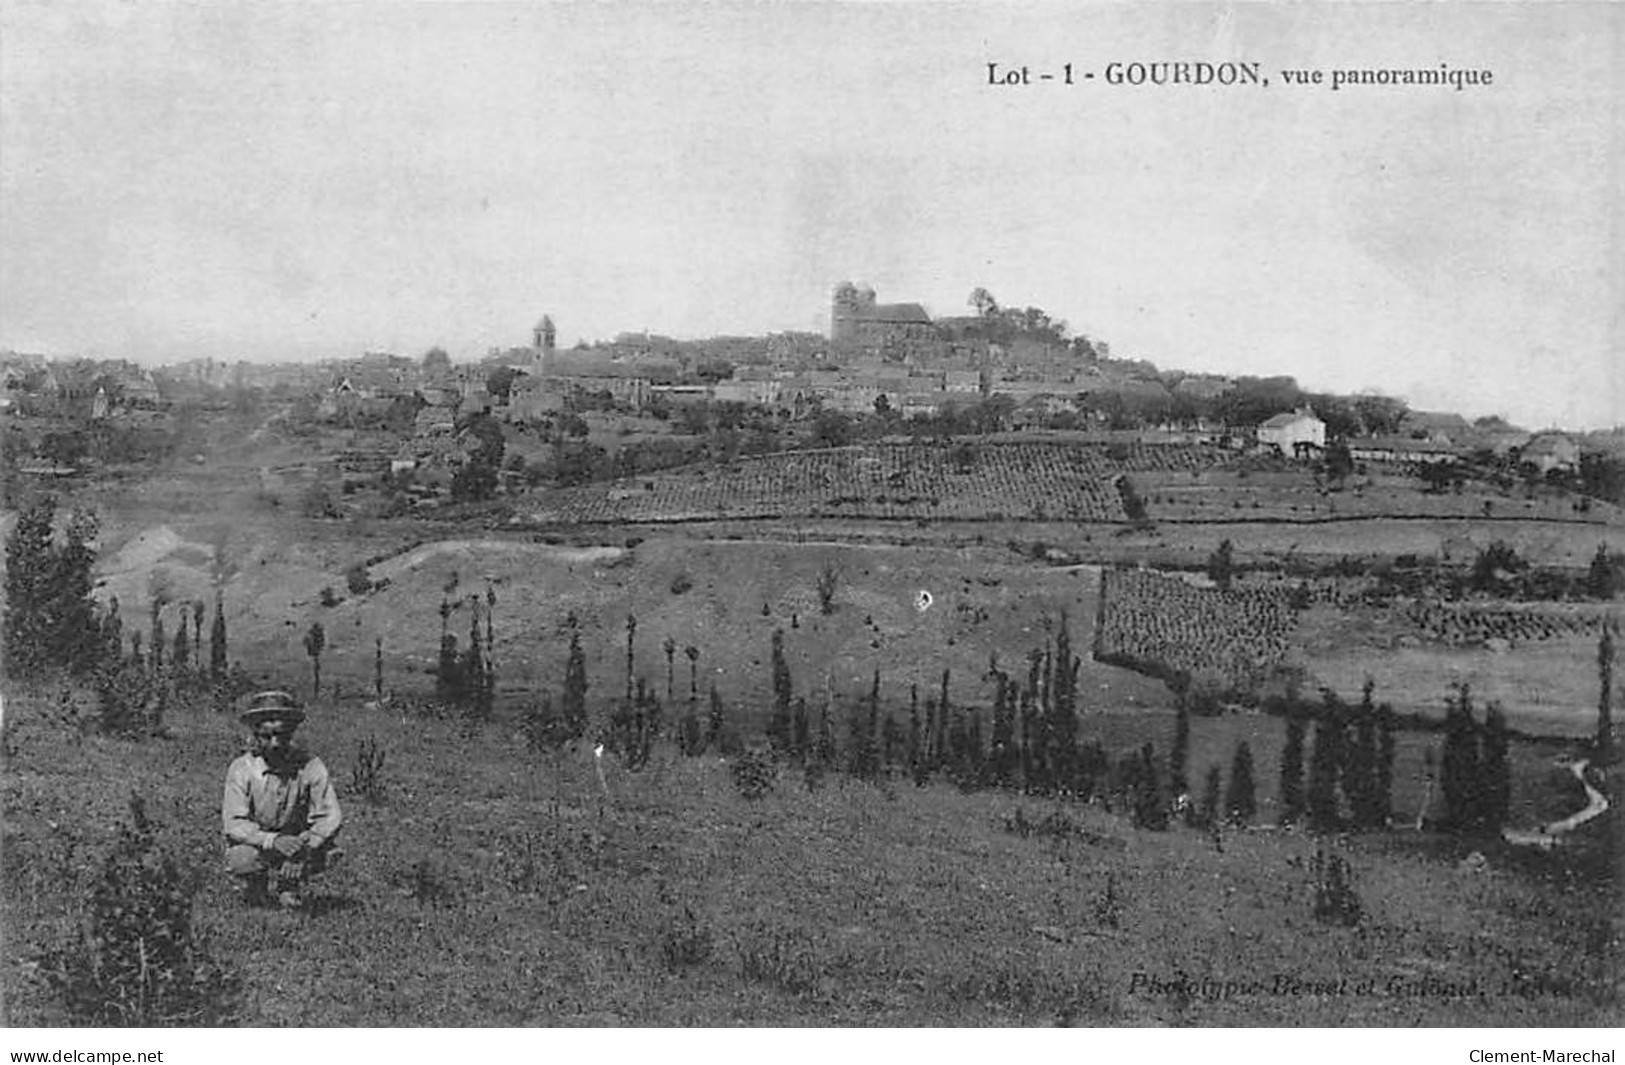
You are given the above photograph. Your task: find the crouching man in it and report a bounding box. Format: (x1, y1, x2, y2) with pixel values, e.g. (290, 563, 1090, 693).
(222, 690, 343, 908)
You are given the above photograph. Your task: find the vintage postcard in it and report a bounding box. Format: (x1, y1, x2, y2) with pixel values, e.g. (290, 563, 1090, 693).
(1, 0, 1619, 1049)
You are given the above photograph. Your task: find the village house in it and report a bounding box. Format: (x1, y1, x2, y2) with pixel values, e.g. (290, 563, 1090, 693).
(712, 379, 781, 406)
(1399, 410, 1473, 445)
(992, 378, 1075, 405)
(505, 373, 566, 424)
(649, 384, 712, 408)
(1521, 431, 1580, 473)
(1256, 406, 1326, 456)
(413, 402, 458, 437)
(899, 391, 954, 419)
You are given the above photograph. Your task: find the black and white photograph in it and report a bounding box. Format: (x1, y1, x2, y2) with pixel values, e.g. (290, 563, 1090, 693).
(1, 0, 1620, 1044)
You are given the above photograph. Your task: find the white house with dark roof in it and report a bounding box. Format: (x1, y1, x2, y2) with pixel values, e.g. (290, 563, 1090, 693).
(1256, 406, 1326, 455)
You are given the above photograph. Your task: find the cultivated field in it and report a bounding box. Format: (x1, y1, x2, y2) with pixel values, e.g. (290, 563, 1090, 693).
(521, 442, 1225, 525)
(1094, 569, 1296, 693)
(1136, 468, 1618, 526)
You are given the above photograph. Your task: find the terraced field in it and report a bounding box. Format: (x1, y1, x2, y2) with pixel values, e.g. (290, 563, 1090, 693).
(522, 442, 1230, 525)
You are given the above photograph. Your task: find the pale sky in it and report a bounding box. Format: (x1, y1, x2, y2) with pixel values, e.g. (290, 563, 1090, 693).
(2, 3, 1620, 429)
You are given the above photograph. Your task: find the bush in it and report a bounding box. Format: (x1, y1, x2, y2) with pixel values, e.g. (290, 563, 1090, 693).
(816, 560, 840, 615)
(349, 735, 387, 803)
(1092, 872, 1123, 929)
(37, 796, 241, 1026)
(669, 573, 694, 595)
(394, 859, 461, 908)
(92, 661, 164, 739)
(729, 748, 776, 800)
(659, 906, 714, 971)
(345, 564, 373, 596)
(301, 480, 340, 519)
(1310, 844, 1363, 927)
(736, 924, 823, 995)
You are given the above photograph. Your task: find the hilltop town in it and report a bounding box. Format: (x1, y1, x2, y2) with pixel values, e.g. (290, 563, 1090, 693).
(3, 283, 1620, 514)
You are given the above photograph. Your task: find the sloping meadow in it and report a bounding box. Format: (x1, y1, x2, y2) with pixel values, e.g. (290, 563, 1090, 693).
(1, 684, 1615, 1026)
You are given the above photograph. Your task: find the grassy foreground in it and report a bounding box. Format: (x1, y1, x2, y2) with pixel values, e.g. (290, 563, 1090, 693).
(1, 685, 1618, 1027)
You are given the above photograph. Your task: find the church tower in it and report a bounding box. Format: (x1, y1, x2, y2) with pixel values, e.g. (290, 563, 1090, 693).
(533, 315, 556, 373)
(830, 282, 874, 347)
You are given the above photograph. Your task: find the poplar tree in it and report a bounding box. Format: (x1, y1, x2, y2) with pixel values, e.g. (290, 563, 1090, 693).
(1598, 626, 1615, 764)
(768, 629, 793, 754)
(793, 697, 810, 762)
(302, 622, 325, 701)
(1199, 765, 1223, 829)
(848, 668, 880, 779)
(707, 684, 725, 749)
(171, 621, 189, 675)
(1307, 692, 1345, 832)
(3, 498, 106, 677)
(1376, 699, 1397, 826)
(1279, 710, 1307, 825)
(908, 683, 922, 780)
(988, 665, 1016, 786)
(663, 636, 677, 701)
(1440, 683, 1481, 831)
(1347, 680, 1380, 829)
(1480, 702, 1512, 831)
(209, 594, 228, 680)
(56, 509, 102, 672)
(624, 613, 636, 701)
(1225, 741, 1257, 826)
(1170, 704, 1191, 797)
(2, 497, 58, 676)
(1133, 742, 1168, 830)
(562, 628, 588, 739)
(816, 699, 836, 767)
(151, 610, 165, 674)
(191, 600, 205, 675)
(102, 596, 123, 664)
(1051, 613, 1079, 787)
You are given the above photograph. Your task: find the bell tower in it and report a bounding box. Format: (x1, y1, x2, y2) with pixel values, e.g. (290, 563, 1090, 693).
(533, 315, 556, 373)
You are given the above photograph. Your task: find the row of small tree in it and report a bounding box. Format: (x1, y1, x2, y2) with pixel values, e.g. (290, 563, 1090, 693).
(465, 597, 1615, 839)
(1276, 684, 1401, 833)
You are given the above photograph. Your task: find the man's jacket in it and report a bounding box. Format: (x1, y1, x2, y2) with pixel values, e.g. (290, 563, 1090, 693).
(222, 750, 343, 849)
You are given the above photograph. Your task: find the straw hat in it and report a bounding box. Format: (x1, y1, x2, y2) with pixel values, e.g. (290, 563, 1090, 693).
(239, 690, 306, 729)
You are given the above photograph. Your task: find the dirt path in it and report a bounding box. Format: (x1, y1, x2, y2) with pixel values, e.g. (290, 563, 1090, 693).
(1501, 759, 1609, 849)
